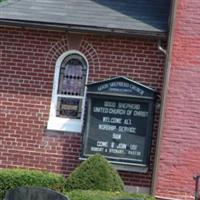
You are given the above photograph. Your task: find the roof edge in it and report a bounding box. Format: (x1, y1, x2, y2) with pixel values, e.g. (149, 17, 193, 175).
(0, 18, 168, 38)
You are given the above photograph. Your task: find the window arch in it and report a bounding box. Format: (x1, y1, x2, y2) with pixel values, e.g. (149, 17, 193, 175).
(47, 50, 88, 133)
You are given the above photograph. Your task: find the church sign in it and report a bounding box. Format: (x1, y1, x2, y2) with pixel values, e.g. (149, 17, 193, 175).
(82, 77, 156, 167)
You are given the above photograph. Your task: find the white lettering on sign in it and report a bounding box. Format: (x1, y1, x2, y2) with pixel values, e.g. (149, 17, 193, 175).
(91, 147, 104, 152)
(118, 126, 136, 133)
(97, 83, 109, 91)
(133, 110, 148, 117)
(102, 117, 110, 122)
(93, 107, 126, 115)
(98, 124, 116, 131)
(104, 101, 116, 108)
(109, 149, 124, 154)
(108, 108, 126, 115)
(126, 110, 133, 116)
(130, 144, 138, 150)
(97, 141, 108, 147)
(128, 150, 141, 156)
(110, 81, 129, 88)
(111, 142, 115, 148)
(123, 119, 132, 125)
(117, 143, 127, 150)
(129, 84, 144, 95)
(93, 107, 109, 113)
(118, 103, 140, 110)
(97, 81, 145, 95)
(102, 117, 122, 124)
(112, 133, 121, 140)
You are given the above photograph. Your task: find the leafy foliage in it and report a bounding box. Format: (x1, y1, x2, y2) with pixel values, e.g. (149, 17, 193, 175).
(65, 190, 156, 200)
(65, 154, 124, 192)
(0, 168, 65, 200)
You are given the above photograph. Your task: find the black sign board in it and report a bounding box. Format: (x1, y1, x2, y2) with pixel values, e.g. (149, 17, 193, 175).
(82, 77, 155, 167)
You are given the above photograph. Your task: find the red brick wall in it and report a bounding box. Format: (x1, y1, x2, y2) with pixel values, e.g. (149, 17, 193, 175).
(155, 0, 200, 199)
(0, 26, 165, 187)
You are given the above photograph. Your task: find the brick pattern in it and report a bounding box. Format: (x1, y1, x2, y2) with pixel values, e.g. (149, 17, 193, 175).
(0, 26, 165, 187)
(155, 0, 200, 199)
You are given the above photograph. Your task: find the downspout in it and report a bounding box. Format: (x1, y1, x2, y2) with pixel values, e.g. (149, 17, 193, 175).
(158, 39, 167, 55)
(151, 0, 178, 197)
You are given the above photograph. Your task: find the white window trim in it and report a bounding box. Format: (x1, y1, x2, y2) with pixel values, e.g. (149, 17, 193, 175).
(47, 50, 89, 133)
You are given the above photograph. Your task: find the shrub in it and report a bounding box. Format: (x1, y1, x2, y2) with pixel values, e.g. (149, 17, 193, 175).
(65, 190, 156, 200)
(0, 168, 65, 200)
(65, 154, 124, 192)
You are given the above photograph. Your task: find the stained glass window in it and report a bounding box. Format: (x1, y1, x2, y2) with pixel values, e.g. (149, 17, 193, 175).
(56, 54, 87, 119)
(48, 51, 88, 133)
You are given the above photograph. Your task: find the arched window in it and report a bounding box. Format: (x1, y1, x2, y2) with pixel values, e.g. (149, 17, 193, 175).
(47, 51, 88, 133)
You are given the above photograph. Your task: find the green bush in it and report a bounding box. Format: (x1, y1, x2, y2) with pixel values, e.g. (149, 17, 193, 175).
(65, 154, 124, 192)
(65, 190, 156, 200)
(0, 168, 65, 200)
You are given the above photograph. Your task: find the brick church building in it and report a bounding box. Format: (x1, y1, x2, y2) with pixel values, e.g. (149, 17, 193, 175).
(0, 0, 199, 200)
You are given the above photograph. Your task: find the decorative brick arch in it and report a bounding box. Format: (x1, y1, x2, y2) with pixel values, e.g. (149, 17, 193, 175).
(45, 37, 69, 67)
(45, 36, 100, 70)
(79, 39, 100, 70)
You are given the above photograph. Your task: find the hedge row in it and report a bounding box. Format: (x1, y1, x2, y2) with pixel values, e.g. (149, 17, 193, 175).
(0, 155, 156, 200)
(0, 168, 65, 200)
(0, 169, 155, 200)
(66, 190, 156, 200)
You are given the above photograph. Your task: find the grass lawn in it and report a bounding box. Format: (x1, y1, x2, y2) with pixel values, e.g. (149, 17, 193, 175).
(65, 190, 156, 200)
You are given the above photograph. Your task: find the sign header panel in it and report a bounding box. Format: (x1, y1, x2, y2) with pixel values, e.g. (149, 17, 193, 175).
(87, 76, 155, 98)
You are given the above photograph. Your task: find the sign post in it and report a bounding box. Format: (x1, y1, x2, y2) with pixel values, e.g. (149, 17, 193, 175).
(82, 77, 156, 169)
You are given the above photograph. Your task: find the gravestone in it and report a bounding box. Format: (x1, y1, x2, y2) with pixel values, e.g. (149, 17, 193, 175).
(4, 187, 69, 200)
